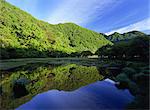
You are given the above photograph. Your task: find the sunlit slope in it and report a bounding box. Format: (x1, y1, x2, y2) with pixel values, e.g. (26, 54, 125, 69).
(0, 0, 112, 58)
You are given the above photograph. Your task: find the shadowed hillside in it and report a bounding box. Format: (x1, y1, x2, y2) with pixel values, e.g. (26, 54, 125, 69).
(105, 31, 146, 42)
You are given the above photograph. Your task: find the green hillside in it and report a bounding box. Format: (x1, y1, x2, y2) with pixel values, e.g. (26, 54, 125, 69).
(105, 31, 146, 42)
(0, 0, 112, 59)
(96, 35, 149, 61)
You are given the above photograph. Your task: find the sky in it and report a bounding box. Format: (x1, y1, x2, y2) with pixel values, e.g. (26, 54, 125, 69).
(6, 0, 150, 34)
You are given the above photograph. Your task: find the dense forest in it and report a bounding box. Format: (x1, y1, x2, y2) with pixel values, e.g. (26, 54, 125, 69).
(96, 35, 149, 61)
(0, 0, 149, 109)
(105, 31, 146, 42)
(0, 0, 112, 59)
(0, 0, 149, 60)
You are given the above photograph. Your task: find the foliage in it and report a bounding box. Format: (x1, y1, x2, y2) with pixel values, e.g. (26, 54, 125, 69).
(105, 31, 146, 42)
(80, 51, 93, 57)
(95, 35, 150, 61)
(0, 0, 112, 59)
(95, 44, 112, 57)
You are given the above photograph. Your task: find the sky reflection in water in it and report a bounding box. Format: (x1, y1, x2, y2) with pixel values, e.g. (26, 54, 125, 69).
(17, 79, 134, 110)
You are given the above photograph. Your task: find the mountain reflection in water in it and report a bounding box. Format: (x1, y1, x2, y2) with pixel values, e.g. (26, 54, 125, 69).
(17, 80, 134, 110)
(0, 63, 134, 110)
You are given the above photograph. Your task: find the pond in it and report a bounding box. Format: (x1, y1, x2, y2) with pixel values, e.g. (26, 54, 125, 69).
(0, 58, 134, 110)
(16, 80, 133, 110)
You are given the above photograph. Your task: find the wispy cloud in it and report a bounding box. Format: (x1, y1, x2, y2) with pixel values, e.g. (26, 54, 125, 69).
(47, 0, 117, 25)
(106, 18, 150, 35)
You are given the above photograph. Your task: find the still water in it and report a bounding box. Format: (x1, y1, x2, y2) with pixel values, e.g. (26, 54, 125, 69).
(16, 80, 133, 110)
(0, 60, 134, 110)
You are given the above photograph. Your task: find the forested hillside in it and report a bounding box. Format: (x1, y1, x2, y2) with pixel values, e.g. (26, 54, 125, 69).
(96, 35, 150, 61)
(105, 31, 146, 42)
(0, 0, 112, 59)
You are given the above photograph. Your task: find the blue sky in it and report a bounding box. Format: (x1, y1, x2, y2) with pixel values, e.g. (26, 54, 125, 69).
(6, 0, 150, 34)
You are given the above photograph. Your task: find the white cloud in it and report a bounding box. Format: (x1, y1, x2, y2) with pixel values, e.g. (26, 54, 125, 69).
(47, 0, 118, 25)
(106, 18, 150, 35)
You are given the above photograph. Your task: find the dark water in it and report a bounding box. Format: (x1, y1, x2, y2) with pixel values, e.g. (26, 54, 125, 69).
(16, 79, 134, 110)
(0, 61, 134, 110)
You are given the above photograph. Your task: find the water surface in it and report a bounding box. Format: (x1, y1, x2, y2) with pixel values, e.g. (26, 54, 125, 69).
(17, 79, 134, 110)
(0, 59, 134, 110)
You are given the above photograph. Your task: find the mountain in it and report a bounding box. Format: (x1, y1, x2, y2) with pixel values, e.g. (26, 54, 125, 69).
(105, 31, 146, 42)
(0, 0, 112, 59)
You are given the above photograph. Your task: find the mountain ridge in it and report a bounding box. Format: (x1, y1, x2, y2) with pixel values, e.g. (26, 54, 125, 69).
(105, 31, 146, 42)
(0, 0, 148, 59)
(0, 0, 112, 58)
